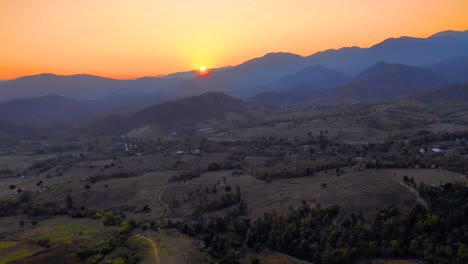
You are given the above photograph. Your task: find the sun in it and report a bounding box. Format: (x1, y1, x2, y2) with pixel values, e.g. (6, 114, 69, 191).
(199, 66, 206, 71)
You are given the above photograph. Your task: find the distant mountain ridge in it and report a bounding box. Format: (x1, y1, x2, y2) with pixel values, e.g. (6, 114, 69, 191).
(0, 74, 121, 100)
(416, 83, 468, 102)
(320, 62, 449, 100)
(250, 62, 451, 104)
(304, 30, 468, 76)
(0, 29, 467, 101)
(249, 66, 350, 104)
(425, 56, 468, 84)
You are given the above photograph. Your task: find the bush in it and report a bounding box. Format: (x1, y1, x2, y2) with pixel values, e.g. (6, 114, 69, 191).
(36, 237, 51, 247)
(208, 163, 221, 171)
(250, 256, 260, 264)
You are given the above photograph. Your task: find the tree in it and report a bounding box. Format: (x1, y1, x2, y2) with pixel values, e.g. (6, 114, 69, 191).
(403, 175, 409, 184)
(208, 163, 221, 171)
(250, 256, 260, 264)
(65, 194, 73, 210)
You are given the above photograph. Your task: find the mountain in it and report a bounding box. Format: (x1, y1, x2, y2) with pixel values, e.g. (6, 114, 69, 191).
(323, 62, 449, 100)
(185, 30, 468, 96)
(416, 83, 468, 102)
(249, 66, 350, 104)
(1, 30, 467, 101)
(162, 66, 233, 80)
(81, 92, 251, 136)
(0, 94, 92, 125)
(255, 65, 350, 93)
(187, 53, 312, 96)
(0, 74, 121, 101)
(305, 30, 468, 76)
(425, 56, 468, 84)
(429, 30, 468, 40)
(0, 119, 50, 146)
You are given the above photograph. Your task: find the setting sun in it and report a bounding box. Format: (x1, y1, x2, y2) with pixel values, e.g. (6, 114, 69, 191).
(200, 66, 206, 71)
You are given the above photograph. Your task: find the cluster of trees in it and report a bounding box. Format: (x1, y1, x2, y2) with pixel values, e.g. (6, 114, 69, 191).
(178, 182, 467, 264)
(408, 130, 468, 146)
(168, 168, 203, 183)
(194, 186, 242, 214)
(87, 171, 136, 184)
(251, 158, 349, 181)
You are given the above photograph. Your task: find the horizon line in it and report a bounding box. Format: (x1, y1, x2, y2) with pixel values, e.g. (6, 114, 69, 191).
(2, 28, 466, 81)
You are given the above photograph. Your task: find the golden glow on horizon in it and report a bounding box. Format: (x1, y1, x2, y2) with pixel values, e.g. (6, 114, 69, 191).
(200, 66, 207, 72)
(0, 0, 467, 80)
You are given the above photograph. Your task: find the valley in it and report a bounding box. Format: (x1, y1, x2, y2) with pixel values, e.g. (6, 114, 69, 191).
(0, 29, 467, 264)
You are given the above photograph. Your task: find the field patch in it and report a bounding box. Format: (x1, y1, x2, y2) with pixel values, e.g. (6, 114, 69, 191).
(142, 229, 206, 264)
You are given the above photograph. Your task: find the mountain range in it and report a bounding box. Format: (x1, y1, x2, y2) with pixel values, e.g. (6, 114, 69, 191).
(0, 29, 467, 140)
(1, 29, 466, 103)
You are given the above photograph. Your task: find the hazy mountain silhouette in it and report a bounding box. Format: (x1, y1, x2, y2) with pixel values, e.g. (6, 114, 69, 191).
(249, 66, 350, 104)
(0, 94, 93, 125)
(425, 56, 468, 84)
(416, 83, 468, 102)
(322, 62, 448, 100)
(162, 66, 233, 80)
(305, 30, 468, 76)
(1, 29, 466, 101)
(0, 119, 54, 146)
(185, 53, 312, 96)
(0, 74, 121, 101)
(255, 65, 349, 93)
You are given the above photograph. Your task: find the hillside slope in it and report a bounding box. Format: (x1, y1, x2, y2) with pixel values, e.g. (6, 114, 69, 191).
(323, 62, 448, 100)
(82, 92, 251, 136)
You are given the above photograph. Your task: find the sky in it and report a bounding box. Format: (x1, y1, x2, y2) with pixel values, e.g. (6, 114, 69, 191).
(1, 0, 467, 80)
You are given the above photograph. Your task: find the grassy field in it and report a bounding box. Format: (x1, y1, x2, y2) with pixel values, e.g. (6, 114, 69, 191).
(164, 168, 465, 220)
(0, 242, 39, 264)
(382, 168, 466, 185)
(0, 217, 115, 264)
(140, 229, 206, 264)
(242, 251, 313, 264)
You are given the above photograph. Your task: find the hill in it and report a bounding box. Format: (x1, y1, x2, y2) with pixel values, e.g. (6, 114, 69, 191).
(0, 94, 91, 125)
(323, 62, 448, 100)
(249, 65, 350, 104)
(255, 65, 349, 93)
(180, 52, 312, 97)
(0, 74, 121, 101)
(82, 92, 251, 136)
(425, 56, 468, 84)
(416, 83, 468, 102)
(305, 30, 468, 76)
(1, 30, 466, 101)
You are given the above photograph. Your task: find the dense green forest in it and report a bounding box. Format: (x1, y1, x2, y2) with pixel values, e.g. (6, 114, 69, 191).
(179, 182, 467, 264)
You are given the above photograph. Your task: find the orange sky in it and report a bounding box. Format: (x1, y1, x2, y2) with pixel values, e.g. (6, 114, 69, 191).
(1, 0, 467, 80)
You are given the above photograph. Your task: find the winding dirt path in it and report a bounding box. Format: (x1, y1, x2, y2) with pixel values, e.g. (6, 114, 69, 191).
(158, 186, 169, 209)
(136, 234, 160, 264)
(380, 170, 428, 208)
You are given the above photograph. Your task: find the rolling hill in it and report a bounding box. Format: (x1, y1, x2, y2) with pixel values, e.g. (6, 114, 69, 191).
(0, 94, 91, 125)
(249, 66, 350, 104)
(322, 62, 449, 100)
(81, 92, 251, 136)
(425, 56, 468, 84)
(1, 30, 466, 101)
(305, 30, 468, 76)
(0, 74, 121, 101)
(416, 83, 468, 102)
